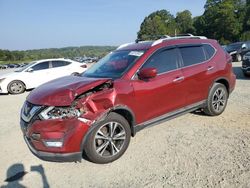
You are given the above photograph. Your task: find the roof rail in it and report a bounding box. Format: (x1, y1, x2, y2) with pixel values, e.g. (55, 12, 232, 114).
(151, 35, 207, 46)
(117, 42, 134, 50)
(174, 33, 194, 37)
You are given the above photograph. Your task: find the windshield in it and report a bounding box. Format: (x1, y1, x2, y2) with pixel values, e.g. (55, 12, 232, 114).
(15, 61, 36, 72)
(226, 43, 243, 52)
(83, 50, 145, 79)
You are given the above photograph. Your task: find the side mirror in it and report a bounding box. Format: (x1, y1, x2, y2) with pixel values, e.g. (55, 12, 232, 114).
(138, 68, 157, 80)
(27, 68, 34, 73)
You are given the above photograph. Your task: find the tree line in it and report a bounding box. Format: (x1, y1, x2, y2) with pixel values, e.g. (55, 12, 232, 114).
(137, 0, 250, 44)
(1, 0, 250, 63)
(0, 46, 115, 62)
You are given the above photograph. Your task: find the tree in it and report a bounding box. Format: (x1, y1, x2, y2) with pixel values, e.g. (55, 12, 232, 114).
(196, 0, 243, 44)
(137, 10, 177, 41)
(175, 10, 195, 34)
(243, 0, 250, 32)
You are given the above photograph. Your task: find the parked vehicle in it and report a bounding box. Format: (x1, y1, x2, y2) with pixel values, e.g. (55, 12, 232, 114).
(242, 51, 250, 77)
(0, 58, 87, 94)
(0, 64, 8, 69)
(6, 64, 17, 68)
(226, 41, 250, 62)
(20, 36, 236, 164)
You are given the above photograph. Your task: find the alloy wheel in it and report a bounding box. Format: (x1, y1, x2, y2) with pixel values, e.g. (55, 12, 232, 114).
(94, 122, 126, 158)
(212, 88, 227, 113)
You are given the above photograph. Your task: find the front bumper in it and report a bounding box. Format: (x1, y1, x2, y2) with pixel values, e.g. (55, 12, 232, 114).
(20, 117, 91, 162)
(24, 136, 82, 162)
(0, 83, 8, 93)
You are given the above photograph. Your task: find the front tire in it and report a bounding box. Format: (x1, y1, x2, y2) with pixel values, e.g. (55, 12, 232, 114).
(7, 80, 25, 94)
(84, 112, 131, 164)
(204, 83, 228, 116)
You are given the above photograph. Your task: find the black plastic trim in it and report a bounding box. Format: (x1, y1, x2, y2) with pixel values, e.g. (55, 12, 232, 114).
(24, 136, 82, 162)
(134, 100, 206, 133)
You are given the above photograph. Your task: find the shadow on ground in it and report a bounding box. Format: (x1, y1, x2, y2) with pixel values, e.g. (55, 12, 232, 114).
(2, 163, 50, 188)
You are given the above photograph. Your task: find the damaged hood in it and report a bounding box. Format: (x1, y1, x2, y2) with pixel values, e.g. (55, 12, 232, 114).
(27, 76, 111, 106)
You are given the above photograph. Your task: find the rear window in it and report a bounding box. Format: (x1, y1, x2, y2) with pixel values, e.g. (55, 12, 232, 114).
(203, 44, 216, 59)
(52, 61, 71, 68)
(179, 46, 206, 67)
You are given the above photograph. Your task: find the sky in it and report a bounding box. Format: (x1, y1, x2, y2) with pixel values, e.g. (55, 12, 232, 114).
(0, 0, 207, 50)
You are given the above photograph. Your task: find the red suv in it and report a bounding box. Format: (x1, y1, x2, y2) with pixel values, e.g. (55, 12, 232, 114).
(20, 36, 236, 163)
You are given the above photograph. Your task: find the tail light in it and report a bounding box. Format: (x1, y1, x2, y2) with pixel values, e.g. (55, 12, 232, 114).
(81, 64, 87, 68)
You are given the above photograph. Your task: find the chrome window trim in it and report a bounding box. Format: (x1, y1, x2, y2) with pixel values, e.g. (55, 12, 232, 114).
(131, 43, 217, 80)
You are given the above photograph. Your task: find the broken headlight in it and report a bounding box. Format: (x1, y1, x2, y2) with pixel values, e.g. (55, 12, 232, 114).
(39, 106, 81, 120)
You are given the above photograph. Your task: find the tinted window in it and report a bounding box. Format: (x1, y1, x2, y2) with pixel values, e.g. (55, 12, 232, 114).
(142, 48, 178, 74)
(203, 44, 216, 59)
(52, 61, 71, 68)
(245, 41, 250, 49)
(179, 46, 206, 67)
(32, 61, 49, 71)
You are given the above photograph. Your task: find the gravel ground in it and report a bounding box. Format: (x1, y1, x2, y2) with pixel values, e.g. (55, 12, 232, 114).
(0, 62, 249, 188)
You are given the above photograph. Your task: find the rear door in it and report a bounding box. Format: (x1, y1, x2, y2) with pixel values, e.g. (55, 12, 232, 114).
(131, 47, 187, 124)
(178, 44, 216, 105)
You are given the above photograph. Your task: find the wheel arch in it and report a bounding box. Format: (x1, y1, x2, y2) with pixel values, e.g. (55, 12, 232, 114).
(214, 77, 229, 94)
(80, 105, 137, 153)
(110, 106, 136, 137)
(7, 79, 26, 91)
(207, 77, 230, 99)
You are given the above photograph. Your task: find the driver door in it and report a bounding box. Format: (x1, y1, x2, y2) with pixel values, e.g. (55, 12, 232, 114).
(131, 47, 187, 124)
(24, 61, 51, 88)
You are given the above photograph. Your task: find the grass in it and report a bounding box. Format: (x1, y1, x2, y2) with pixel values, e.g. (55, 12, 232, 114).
(0, 60, 33, 65)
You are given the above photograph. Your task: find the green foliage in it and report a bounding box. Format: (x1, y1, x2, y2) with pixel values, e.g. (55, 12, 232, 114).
(196, 0, 247, 44)
(138, 0, 250, 44)
(176, 10, 195, 34)
(137, 10, 177, 40)
(240, 31, 250, 41)
(0, 46, 115, 63)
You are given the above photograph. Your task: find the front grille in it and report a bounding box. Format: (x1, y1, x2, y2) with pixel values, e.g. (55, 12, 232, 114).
(21, 101, 43, 123)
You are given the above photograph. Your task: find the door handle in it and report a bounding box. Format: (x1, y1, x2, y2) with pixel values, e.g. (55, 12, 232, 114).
(207, 66, 214, 71)
(173, 76, 184, 82)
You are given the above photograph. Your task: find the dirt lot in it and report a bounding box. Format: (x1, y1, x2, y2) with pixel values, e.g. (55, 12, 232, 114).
(0, 62, 249, 188)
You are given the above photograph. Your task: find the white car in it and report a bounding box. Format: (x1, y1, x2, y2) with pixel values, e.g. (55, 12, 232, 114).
(0, 58, 87, 94)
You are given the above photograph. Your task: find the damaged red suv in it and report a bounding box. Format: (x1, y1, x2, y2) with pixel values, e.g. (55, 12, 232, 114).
(20, 36, 236, 163)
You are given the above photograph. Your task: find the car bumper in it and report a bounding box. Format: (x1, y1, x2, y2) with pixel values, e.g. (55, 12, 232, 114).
(0, 83, 8, 93)
(20, 117, 91, 162)
(24, 136, 82, 162)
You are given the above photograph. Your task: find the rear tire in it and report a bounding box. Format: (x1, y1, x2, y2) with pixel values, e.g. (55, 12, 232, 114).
(7, 80, 25, 94)
(243, 71, 250, 77)
(204, 83, 228, 116)
(84, 112, 131, 164)
(71, 72, 80, 76)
